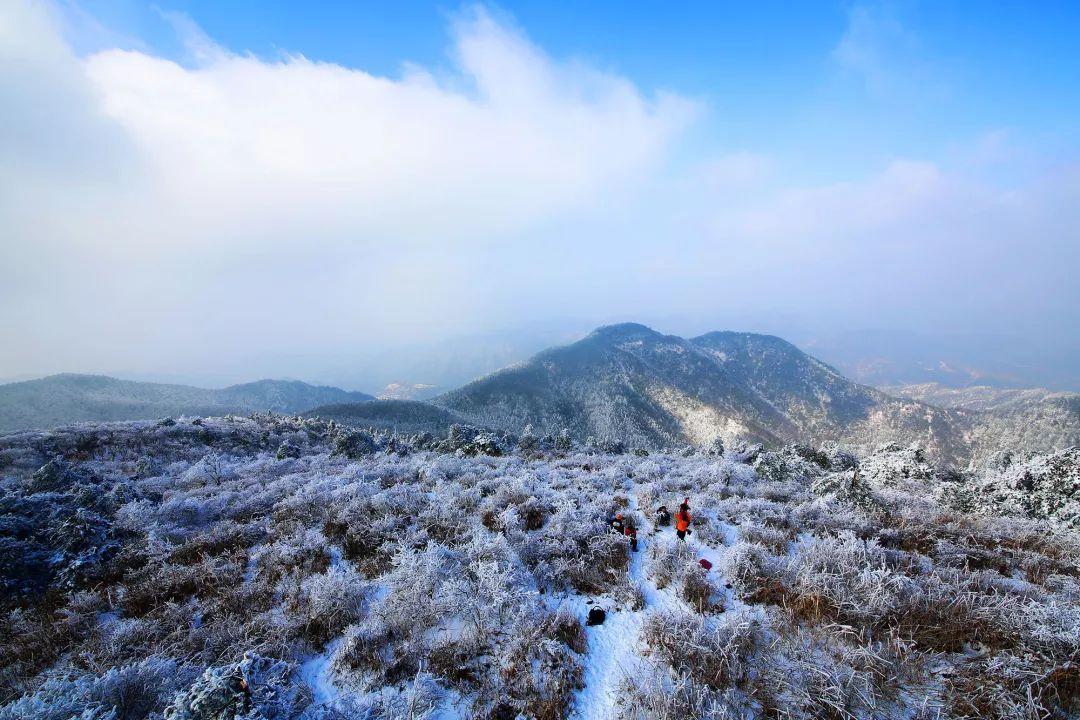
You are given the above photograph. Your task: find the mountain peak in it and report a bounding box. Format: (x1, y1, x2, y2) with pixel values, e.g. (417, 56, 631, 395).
(692, 330, 796, 350)
(585, 322, 663, 342)
(434, 323, 988, 463)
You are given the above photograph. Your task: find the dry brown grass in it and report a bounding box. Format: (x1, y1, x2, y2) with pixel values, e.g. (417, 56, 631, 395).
(681, 565, 723, 614)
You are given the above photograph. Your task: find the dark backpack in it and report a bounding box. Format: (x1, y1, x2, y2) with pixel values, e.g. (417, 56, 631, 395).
(586, 607, 606, 626)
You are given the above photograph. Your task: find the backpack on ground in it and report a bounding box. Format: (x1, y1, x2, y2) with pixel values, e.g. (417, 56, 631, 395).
(586, 607, 606, 626)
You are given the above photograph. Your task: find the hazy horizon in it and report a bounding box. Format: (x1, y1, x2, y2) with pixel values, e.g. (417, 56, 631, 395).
(3, 316, 1077, 395)
(2, 1, 1078, 392)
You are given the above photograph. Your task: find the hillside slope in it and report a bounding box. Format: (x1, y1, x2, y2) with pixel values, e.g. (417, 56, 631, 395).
(0, 374, 373, 432)
(1, 417, 1076, 719)
(885, 382, 1080, 464)
(305, 399, 471, 435)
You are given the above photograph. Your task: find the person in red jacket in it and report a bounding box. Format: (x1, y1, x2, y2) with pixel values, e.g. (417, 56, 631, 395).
(675, 498, 691, 540)
(624, 519, 638, 552)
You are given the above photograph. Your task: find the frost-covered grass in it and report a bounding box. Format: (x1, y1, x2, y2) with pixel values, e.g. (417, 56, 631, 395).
(0, 416, 1077, 719)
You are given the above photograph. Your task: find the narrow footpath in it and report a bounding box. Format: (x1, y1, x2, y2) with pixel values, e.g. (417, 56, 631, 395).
(571, 489, 732, 720)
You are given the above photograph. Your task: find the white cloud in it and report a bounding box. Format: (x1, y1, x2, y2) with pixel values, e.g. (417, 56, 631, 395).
(80, 6, 696, 254)
(0, 1, 697, 377)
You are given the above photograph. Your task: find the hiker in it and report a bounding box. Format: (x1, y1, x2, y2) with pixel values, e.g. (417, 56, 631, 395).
(675, 498, 692, 541)
(623, 519, 639, 552)
(656, 505, 671, 527)
(609, 513, 625, 535)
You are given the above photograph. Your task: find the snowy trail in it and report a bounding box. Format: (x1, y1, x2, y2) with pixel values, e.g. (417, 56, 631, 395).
(299, 636, 344, 707)
(572, 492, 651, 720)
(572, 490, 695, 719)
(571, 487, 738, 719)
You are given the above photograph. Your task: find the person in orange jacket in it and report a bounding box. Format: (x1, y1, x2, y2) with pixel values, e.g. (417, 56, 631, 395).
(675, 497, 691, 540)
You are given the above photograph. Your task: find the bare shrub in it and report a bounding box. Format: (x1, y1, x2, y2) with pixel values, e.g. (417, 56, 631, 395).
(738, 522, 790, 554)
(286, 566, 368, 646)
(498, 629, 583, 720)
(682, 564, 723, 614)
(646, 536, 696, 590)
(639, 609, 762, 690)
(541, 609, 587, 654)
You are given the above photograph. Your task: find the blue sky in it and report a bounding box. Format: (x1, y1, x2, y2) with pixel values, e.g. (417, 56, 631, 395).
(67, 0, 1080, 182)
(2, 0, 1078, 388)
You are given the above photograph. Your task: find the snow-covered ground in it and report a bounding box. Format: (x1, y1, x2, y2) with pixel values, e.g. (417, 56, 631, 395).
(0, 415, 1078, 719)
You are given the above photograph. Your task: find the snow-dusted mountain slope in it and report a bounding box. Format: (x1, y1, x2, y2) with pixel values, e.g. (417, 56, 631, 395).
(882, 382, 1078, 412)
(884, 382, 1080, 464)
(304, 399, 470, 435)
(0, 374, 374, 432)
(434, 323, 976, 464)
(1, 417, 1077, 719)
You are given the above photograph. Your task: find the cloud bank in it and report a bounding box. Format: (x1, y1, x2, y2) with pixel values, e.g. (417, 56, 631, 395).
(1, 0, 1077, 388)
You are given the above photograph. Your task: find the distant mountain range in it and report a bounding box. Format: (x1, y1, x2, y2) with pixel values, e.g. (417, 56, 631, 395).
(433, 324, 973, 461)
(3, 326, 1077, 468)
(801, 328, 1080, 391)
(0, 374, 373, 432)
(431, 324, 1079, 466)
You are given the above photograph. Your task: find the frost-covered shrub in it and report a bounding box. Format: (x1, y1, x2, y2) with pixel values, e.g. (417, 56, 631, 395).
(597, 438, 626, 455)
(331, 672, 446, 720)
(275, 441, 300, 460)
(29, 457, 83, 493)
(557, 532, 629, 594)
(0, 656, 190, 720)
(646, 535, 695, 590)
(331, 619, 398, 683)
(943, 447, 1080, 529)
(719, 540, 781, 599)
(937, 651, 1080, 720)
(729, 441, 762, 464)
(811, 469, 882, 512)
(517, 424, 539, 454)
(681, 563, 722, 613)
(288, 566, 368, 645)
(820, 441, 859, 471)
(331, 430, 377, 459)
(738, 522, 789, 553)
(859, 442, 934, 487)
(373, 545, 462, 636)
(705, 437, 725, 457)
(640, 609, 763, 690)
(753, 447, 824, 483)
(496, 620, 584, 720)
(254, 529, 331, 585)
(164, 652, 307, 720)
(469, 432, 504, 456)
(439, 424, 479, 454)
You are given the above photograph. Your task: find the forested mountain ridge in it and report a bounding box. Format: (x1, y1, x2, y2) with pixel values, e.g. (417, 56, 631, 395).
(0, 374, 374, 432)
(433, 323, 1072, 467)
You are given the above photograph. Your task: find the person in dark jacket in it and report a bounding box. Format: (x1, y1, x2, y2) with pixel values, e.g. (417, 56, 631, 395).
(656, 505, 671, 527)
